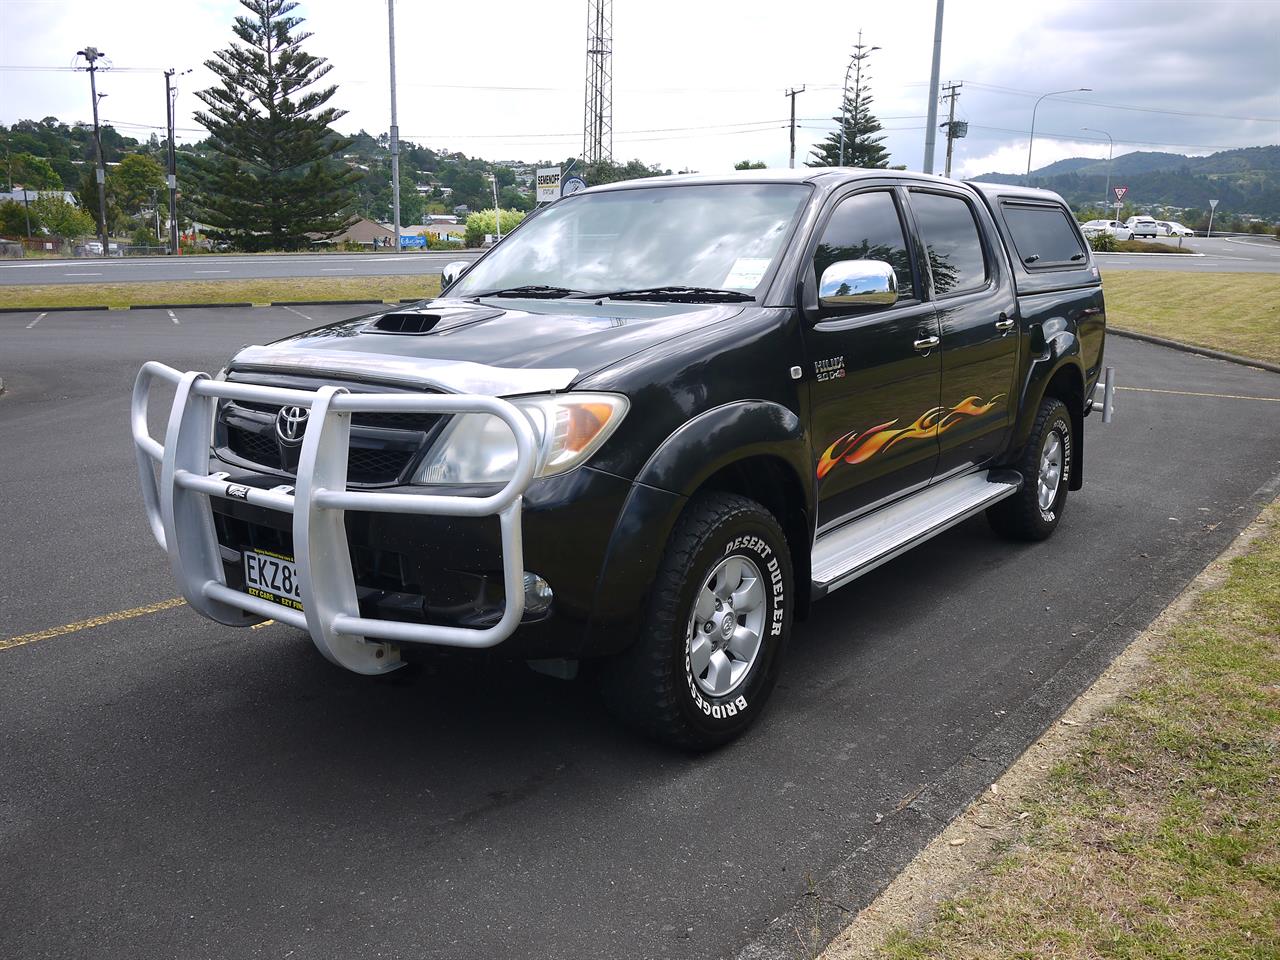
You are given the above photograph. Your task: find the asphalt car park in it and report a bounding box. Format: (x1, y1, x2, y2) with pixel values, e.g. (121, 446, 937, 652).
(2, 305, 1279, 959)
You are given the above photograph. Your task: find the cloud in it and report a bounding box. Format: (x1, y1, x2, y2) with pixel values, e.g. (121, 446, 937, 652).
(1, 0, 1276, 175)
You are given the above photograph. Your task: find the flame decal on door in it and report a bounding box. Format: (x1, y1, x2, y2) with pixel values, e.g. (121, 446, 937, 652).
(817, 395, 1005, 480)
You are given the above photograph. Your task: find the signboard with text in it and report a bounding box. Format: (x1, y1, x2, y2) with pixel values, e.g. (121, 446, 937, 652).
(536, 167, 562, 203)
(400, 234, 426, 248)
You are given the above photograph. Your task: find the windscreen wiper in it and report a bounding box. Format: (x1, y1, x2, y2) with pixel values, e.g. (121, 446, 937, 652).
(479, 284, 585, 298)
(580, 285, 755, 303)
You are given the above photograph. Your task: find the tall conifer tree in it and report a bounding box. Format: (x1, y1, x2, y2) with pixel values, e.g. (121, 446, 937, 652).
(190, 0, 359, 250)
(808, 87, 891, 169)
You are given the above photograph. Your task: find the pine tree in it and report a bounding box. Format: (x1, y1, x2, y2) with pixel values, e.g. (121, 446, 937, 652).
(190, 0, 360, 250)
(808, 87, 890, 169)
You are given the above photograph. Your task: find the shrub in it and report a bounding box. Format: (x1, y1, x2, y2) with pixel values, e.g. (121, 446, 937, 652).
(464, 208, 525, 247)
(1087, 232, 1117, 252)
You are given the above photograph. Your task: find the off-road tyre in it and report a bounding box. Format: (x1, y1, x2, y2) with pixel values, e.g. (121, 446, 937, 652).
(599, 492, 793, 751)
(987, 396, 1073, 541)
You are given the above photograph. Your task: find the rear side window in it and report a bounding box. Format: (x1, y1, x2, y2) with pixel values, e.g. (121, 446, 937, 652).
(813, 190, 915, 299)
(908, 191, 988, 297)
(1001, 202, 1088, 270)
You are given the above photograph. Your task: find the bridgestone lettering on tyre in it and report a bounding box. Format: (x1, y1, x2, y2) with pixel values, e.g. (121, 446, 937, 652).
(599, 492, 793, 750)
(988, 396, 1074, 541)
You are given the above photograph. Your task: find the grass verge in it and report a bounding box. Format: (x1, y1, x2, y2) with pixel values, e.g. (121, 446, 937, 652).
(1103, 270, 1280, 364)
(0, 275, 442, 310)
(823, 501, 1280, 960)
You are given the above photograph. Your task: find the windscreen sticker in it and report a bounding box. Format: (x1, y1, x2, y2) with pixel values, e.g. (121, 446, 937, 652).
(722, 258, 772, 290)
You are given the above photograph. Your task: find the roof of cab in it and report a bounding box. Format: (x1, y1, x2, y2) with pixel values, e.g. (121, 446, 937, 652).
(581, 167, 979, 192)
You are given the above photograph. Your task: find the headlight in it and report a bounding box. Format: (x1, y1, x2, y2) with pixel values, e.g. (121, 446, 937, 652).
(412, 393, 629, 485)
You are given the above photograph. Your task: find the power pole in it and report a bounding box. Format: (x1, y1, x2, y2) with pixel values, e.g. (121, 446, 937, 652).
(76, 46, 110, 255)
(921, 0, 945, 174)
(785, 86, 805, 169)
(163, 69, 186, 255)
(387, 0, 401, 252)
(940, 81, 962, 178)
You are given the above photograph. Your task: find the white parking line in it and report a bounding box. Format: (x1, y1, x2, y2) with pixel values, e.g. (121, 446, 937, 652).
(281, 305, 313, 321)
(321, 267, 354, 272)
(26, 312, 46, 329)
(63, 272, 102, 276)
(195, 269, 230, 274)
(167, 309, 179, 325)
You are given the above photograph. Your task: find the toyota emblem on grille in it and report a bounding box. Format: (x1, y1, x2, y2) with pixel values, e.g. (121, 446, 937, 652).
(275, 405, 309, 445)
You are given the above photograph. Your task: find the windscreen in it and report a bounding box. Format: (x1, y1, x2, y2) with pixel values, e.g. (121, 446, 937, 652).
(450, 182, 811, 298)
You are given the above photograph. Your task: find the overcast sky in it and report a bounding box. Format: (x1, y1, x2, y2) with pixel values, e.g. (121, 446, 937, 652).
(2, 0, 1277, 177)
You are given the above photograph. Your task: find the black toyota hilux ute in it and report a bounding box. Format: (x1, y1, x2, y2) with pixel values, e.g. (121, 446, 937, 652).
(133, 170, 1114, 749)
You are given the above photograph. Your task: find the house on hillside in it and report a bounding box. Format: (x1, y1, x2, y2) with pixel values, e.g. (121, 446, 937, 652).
(316, 216, 394, 248)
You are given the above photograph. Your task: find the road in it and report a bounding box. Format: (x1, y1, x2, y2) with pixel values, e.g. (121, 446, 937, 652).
(1095, 234, 1280, 273)
(0, 250, 484, 286)
(2, 305, 1279, 960)
(0, 236, 1277, 288)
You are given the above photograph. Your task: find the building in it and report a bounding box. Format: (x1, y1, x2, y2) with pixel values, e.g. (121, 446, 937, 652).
(317, 216, 395, 248)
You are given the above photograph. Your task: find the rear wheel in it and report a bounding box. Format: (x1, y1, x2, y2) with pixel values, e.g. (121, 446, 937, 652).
(987, 396, 1073, 541)
(599, 492, 793, 750)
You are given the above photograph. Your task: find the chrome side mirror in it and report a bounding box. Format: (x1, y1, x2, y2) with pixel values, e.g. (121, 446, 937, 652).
(441, 260, 470, 288)
(818, 259, 897, 310)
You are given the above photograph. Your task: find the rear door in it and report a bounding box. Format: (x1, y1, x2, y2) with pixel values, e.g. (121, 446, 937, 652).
(801, 185, 943, 530)
(905, 187, 1019, 481)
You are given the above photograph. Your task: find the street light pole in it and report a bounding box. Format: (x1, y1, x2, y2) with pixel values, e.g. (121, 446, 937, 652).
(387, 0, 401, 253)
(491, 174, 501, 242)
(921, 0, 945, 174)
(1026, 87, 1091, 182)
(76, 46, 110, 256)
(1081, 126, 1113, 208)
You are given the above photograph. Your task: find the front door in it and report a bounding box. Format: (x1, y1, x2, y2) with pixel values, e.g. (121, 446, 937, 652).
(802, 188, 943, 531)
(905, 188, 1019, 479)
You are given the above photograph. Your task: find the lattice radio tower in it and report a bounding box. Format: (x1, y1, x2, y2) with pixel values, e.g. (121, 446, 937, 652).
(582, 0, 613, 165)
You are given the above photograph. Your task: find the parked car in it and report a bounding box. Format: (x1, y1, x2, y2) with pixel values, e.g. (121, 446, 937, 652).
(1156, 221, 1193, 237)
(132, 171, 1113, 749)
(1125, 215, 1158, 239)
(1080, 219, 1133, 241)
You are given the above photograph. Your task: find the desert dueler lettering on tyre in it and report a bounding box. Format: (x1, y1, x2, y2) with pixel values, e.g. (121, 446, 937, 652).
(131, 168, 1114, 749)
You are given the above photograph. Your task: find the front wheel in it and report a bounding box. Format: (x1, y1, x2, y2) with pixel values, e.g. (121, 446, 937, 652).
(987, 396, 1073, 541)
(599, 492, 794, 750)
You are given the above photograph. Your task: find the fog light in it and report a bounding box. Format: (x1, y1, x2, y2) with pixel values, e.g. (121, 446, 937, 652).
(523, 572, 553, 615)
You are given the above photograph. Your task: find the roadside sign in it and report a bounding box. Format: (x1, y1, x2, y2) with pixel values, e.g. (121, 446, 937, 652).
(562, 176, 588, 197)
(1112, 186, 1128, 202)
(536, 167, 562, 203)
(1209, 199, 1219, 209)
(400, 234, 426, 248)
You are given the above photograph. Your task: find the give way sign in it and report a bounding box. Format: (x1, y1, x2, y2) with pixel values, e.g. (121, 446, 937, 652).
(1113, 186, 1129, 202)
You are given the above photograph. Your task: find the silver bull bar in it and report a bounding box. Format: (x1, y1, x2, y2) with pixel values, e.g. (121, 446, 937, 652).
(131, 361, 537, 675)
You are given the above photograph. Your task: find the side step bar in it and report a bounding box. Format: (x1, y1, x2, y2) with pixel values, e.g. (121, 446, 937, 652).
(811, 470, 1021, 599)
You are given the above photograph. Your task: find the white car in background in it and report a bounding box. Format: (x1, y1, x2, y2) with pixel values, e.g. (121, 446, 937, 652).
(1125, 215, 1159, 238)
(1156, 221, 1194, 237)
(1080, 219, 1133, 241)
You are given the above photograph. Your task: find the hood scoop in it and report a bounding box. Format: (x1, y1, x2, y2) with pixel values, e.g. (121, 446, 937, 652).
(368, 303, 504, 335)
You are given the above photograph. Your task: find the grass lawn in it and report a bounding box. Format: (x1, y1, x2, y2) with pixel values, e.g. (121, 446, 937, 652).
(1103, 270, 1280, 365)
(0, 275, 441, 310)
(852, 502, 1280, 959)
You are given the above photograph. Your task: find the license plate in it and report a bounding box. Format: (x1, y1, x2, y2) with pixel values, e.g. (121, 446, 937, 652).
(243, 549, 303, 611)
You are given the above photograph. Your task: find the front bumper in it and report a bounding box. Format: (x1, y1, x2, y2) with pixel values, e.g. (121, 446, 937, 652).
(132, 361, 552, 675)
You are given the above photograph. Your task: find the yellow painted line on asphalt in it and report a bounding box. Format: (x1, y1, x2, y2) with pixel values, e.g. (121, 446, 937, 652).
(0, 598, 187, 652)
(1118, 386, 1280, 403)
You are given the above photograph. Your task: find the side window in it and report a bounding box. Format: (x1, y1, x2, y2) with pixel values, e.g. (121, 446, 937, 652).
(909, 191, 988, 296)
(813, 191, 914, 301)
(1001, 202, 1089, 269)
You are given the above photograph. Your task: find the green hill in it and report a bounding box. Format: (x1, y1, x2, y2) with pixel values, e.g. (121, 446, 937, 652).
(974, 145, 1280, 220)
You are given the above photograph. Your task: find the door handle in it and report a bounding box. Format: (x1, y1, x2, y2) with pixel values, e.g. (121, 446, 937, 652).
(995, 315, 1015, 332)
(913, 335, 941, 353)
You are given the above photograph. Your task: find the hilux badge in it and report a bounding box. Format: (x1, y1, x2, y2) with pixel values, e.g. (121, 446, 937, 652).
(275, 405, 309, 444)
(814, 356, 846, 382)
